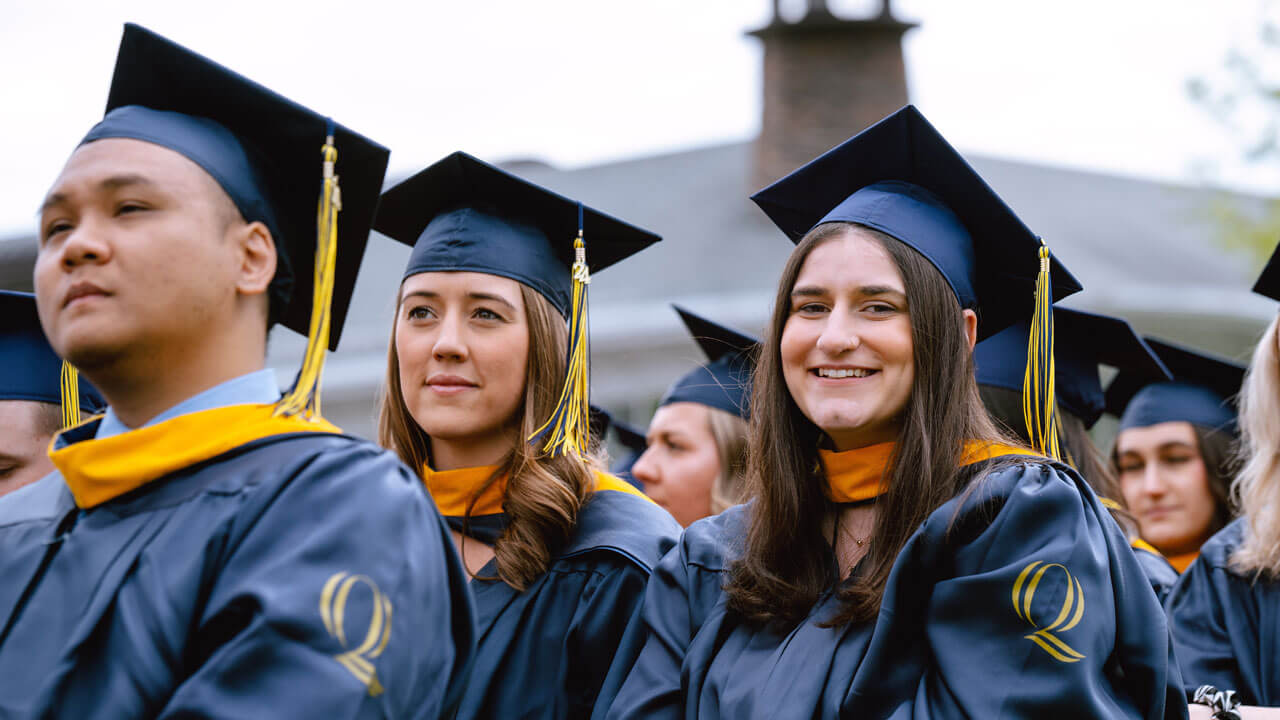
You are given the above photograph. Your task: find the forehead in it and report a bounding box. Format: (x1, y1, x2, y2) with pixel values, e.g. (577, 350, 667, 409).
(651, 401, 712, 433)
(45, 138, 222, 205)
(1117, 421, 1199, 452)
(0, 400, 56, 441)
(401, 271, 527, 302)
(794, 230, 904, 291)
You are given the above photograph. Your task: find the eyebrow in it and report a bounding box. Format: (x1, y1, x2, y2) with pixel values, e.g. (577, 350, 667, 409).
(790, 284, 906, 299)
(401, 289, 518, 310)
(39, 174, 159, 215)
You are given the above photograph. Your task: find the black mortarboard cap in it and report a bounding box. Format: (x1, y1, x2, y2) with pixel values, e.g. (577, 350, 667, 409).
(1253, 240, 1280, 301)
(1106, 337, 1245, 434)
(659, 306, 758, 419)
(750, 105, 1082, 340)
(78, 23, 390, 350)
(374, 151, 660, 317)
(0, 291, 104, 414)
(976, 306, 1170, 428)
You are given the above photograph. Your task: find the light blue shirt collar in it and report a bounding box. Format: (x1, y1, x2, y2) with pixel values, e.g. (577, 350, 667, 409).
(94, 369, 281, 440)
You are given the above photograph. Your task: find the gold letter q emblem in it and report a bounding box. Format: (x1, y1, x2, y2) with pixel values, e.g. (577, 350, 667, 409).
(320, 572, 393, 696)
(1011, 561, 1086, 663)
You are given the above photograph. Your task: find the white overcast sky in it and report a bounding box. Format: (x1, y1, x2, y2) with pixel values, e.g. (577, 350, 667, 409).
(2, 0, 1277, 238)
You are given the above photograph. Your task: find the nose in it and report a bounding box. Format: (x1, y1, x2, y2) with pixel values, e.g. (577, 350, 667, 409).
(815, 308, 860, 356)
(631, 445, 660, 488)
(53, 220, 112, 272)
(1141, 462, 1167, 498)
(431, 312, 468, 362)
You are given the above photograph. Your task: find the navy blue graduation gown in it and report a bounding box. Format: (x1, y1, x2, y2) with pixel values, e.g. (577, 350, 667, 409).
(1166, 519, 1280, 705)
(605, 460, 1186, 719)
(1134, 543, 1180, 605)
(452, 487, 680, 719)
(0, 430, 475, 718)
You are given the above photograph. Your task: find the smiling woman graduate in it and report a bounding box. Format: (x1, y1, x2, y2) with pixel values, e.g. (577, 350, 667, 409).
(603, 106, 1185, 720)
(0, 25, 474, 718)
(373, 152, 682, 719)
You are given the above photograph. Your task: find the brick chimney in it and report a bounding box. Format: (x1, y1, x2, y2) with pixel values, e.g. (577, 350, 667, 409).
(749, 0, 917, 190)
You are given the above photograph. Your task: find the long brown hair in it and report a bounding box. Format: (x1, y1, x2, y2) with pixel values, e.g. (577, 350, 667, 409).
(725, 223, 1013, 629)
(378, 283, 598, 590)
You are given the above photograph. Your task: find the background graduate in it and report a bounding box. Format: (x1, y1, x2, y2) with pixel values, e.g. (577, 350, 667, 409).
(0, 290, 103, 496)
(605, 106, 1184, 720)
(1165, 245, 1280, 714)
(1107, 338, 1243, 572)
(0, 24, 474, 717)
(975, 305, 1180, 600)
(630, 306, 755, 526)
(373, 152, 681, 719)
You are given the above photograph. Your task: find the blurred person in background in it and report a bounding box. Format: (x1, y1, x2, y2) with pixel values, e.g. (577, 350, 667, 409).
(1166, 245, 1280, 715)
(1107, 338, 1242, 574)
(0, 291, 103, 497)
(631, 306, 754, 527)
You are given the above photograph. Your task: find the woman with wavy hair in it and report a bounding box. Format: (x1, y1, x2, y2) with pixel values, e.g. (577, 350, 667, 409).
(631, 306, 755, 526)
(373, 152, 681, 719)
(604, 106, 1183, 720)
(1166, 249, 1280, 713)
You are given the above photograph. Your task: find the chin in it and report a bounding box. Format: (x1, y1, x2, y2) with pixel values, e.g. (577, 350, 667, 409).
(57, 328, 132, 373)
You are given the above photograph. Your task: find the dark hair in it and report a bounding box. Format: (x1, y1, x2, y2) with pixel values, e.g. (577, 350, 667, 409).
(1193, 425, 1238, 533)
(725, 223, 1013, 629)
(981, 385, 1137, 536)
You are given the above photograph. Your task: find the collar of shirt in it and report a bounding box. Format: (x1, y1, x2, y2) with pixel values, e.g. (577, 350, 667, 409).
(92, 368, 281, 440)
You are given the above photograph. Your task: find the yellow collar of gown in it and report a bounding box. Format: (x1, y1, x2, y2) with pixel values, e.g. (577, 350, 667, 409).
(50, 403, 340, 509)
(1166, 550, 1199, 574)
(422, 463, 651, 517)
(820, 440, 1041, 504)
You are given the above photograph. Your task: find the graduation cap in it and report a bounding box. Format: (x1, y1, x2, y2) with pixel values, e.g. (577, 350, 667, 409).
(750, 104, 1082, 458)
(1253, 240, 1280, 301)
(976, 306, 1171, 429)
(659, 306, 758, 420)
(1105, 337, 1245, 434)
(78, 24, 390, 419)
(374, 151, 661, 458)
(0, 291, 104, 425)
(374, 151, 659, 316)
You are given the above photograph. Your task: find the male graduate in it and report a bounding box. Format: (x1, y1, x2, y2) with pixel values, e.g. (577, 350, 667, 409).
(0, 24, 474, 718)
(0, 290, 103, 497)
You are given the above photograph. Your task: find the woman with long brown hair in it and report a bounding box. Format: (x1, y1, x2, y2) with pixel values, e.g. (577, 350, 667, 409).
(372, 152, 681, 719)
(1107, 338, 1243, 574)
(975, 306, 1180, 600)
(1165, 247, 1280, 713)
(605, 106, 1183, 719)
(631, 306, 755, 526)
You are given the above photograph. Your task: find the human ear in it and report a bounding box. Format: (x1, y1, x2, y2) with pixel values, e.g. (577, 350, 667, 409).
(961, 309, 978, 350)
(233, 221, 277, 298)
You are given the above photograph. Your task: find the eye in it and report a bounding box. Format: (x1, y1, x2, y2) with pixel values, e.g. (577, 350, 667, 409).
(473, 307, 504, 322)
(1117, 459, 1143, 474)
(1162, 454, 1193, 466)
(406, 305, 436, 321)
(864, 302, 897, 314)
(42, 220, 73, 242)
(794, 302, 829, 315)
(115, 202, 149, 216)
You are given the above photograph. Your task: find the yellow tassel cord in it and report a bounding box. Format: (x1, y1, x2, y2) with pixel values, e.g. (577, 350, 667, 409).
(274, 133, 341, 421)
(60, 360, 81, 430)
(529, 227, 591, 458)
(1022, 244, 1063, 461)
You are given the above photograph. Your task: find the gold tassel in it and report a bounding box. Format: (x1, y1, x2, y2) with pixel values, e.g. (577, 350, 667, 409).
(60, 360, 80, 430)
(529, 221, 591, 458)
(1022, 244, 1062, 461)
(275, 131, 341, 421)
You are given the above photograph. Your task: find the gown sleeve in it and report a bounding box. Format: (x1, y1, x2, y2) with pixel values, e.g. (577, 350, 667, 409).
(601, 511, 734, 720)
(156, 439, 476, 719)
(1165, 521, 1263, 705)
(901, 461, 1186, 719)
